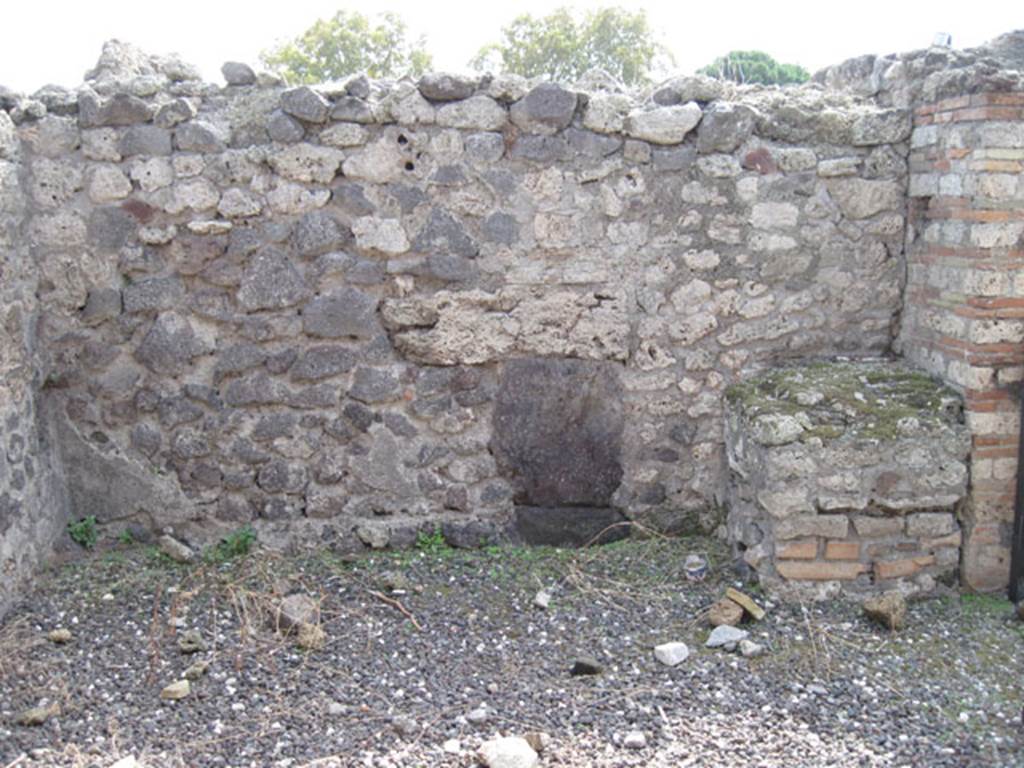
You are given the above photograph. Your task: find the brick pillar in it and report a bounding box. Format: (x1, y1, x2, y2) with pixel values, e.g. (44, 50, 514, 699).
(899, 92, 1024, 591)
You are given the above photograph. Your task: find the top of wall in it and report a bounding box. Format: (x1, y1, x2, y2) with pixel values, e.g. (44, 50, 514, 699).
(3, 35, 1013, 152)
(0, 31, 1020, 123)
(817, 29, 1024, 107)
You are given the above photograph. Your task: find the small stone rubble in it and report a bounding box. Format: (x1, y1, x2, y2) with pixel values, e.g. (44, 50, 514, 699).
(1, 538, 1021, 767)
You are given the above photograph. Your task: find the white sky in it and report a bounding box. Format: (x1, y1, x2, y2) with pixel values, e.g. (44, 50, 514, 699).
(1, 1, 1019, 92)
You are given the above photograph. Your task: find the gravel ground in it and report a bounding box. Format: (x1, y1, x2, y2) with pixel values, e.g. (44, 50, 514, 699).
(1, 535, 1022, 767)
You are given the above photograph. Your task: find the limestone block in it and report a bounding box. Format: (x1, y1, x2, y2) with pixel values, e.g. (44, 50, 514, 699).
(320, 123, 368, 148)
(381, 288, 630, 365)
(269, 144, 343, 184)
(851, 109, 911, 145)
(342, 138, 403, 184)
(827, 179, 903, 219)
(774, 515, 850, 540)
(217, 187, 262, 218)
(583, 93, 632, 134)
(130, 157, 174, 191)
(624, 103, 702, 145)
(86, 165, 132, 203)
(436, 95, 507, 131)
(352, 216, 409, 255)
(266, 182, 330, 214)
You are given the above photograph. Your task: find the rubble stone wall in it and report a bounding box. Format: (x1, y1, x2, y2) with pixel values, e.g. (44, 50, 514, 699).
(0, 109, 69, 616)
(821, 33, 1024, 592)
(2, 32, 1024, 614)
(724, 361, 969, 598)
(0, 44, 908, 570)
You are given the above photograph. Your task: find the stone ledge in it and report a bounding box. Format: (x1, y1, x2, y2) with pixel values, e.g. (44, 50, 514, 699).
(724, 359, 970, 599)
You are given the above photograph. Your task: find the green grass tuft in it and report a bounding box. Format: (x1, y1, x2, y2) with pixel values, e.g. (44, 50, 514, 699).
(68, 516, 98, 549)
(206, 526, 257, 563)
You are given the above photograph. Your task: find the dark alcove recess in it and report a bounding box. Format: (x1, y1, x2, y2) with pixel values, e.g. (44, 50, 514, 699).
(491, 358, 628, 546)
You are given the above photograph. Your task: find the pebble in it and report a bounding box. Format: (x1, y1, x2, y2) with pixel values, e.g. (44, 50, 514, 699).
(654, 641, 690, 667)
(709, 598, 744, 627)
(379, 570, 411, 593)
(177, 629, 206, 654)
(392, 716, 418, 736)
(533, 589, 552, 609)
(158, 534, 195, 563)
(47, 628, 72, 644)
(523, 732, 550, 754)
(15, 701, 59, 726)
(1, 532, 1011, 766)
(863, 591, 907, 631)
(623, 730, 647, 749)
(739, 639, 765, 658)
(466, 705, 489, 724)
(726, 587, 766, 620)
(183, 660, 210, 680)
(478, 736, 539, 768)
(705, 625, 749, 648)
(275, 594, 320, 631)
(296, 622, 326, 650)
(442, 739, 461, 754)
(570, 656, 603, 676)
(160, 680, 191, 700)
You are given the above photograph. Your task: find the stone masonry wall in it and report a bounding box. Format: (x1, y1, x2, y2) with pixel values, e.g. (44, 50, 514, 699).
(0, 42, 909, 563)
(3, 33, 1024, 612)
(822, 33, 1024, 592)
(0, 109, 69, 617)
(724, 361, 969, 599)
(899, 90, 1024, 590)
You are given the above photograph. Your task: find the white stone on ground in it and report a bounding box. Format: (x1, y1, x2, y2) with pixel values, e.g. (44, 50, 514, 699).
(623, 730, 647, 749)
(654, 641, 690, 666)
(478, 736, 539, 768)
(740, 639, 765, 658)
(706, 625, 749, 648)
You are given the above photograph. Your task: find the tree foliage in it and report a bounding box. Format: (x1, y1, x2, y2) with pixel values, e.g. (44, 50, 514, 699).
(698, 50, 809, 86)
(470, 6, 672, 85)
(261, 11, 433, 83)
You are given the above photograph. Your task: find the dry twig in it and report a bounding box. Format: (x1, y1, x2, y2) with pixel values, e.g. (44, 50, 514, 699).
(366, 589, 423, 631)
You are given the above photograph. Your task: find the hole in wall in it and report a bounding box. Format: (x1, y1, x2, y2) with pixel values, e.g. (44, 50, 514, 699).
(491, 358, 628, 547)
